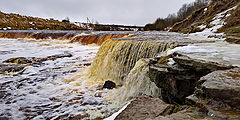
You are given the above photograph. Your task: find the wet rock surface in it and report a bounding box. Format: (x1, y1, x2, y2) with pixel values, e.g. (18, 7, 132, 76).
(47, 53, 73, 58)
(0, 63, 26, 73)
(0, 53, 73, 75)
(3, 53, 73, 65)
(152, 109, 212, 120)
(118, 55, 240, 120)
(196, 68, 240, 109)
(185, 94, 240, 120)
(115, 96, 175, 120)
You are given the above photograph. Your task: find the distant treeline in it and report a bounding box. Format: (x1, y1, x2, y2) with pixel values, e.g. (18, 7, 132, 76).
(81, 23, 144, 31)
(93, 24, 144, 31)
(144, 0, 211, 31)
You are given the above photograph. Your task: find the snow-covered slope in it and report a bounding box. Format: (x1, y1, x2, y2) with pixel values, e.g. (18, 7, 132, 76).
(171, 0, 240, 42)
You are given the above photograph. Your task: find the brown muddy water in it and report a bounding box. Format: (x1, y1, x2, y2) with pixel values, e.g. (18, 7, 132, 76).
(0, 38, 112, 120)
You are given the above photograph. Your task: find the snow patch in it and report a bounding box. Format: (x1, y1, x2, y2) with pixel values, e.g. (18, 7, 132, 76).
(197, 24, 207, 29)
(190, 5, 237, 38)
(167, 41, 240, 67)
(204, 8, 208, 12)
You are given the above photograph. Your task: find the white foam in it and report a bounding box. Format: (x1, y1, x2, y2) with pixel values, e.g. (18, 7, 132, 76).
(0, 38, 104, 119)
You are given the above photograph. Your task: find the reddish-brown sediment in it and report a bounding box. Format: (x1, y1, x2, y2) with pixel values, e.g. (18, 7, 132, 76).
(70, 34, 129, 45)
(0, 31, 131, 45)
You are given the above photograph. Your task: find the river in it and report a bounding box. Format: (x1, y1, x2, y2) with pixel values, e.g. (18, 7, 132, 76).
(0, 38, 113, 120)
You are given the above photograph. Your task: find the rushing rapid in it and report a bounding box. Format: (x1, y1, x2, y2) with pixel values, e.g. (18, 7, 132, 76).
(0, 38, 108, 119)
(2, 30, 237, 120)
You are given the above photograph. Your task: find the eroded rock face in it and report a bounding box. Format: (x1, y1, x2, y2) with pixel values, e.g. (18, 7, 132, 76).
(115, 96, 175, 120)
(114, 51, 240, 120)
(186, 94, 240, 120)
(196, 68, 240, 109)
(148, 53, 233, 104)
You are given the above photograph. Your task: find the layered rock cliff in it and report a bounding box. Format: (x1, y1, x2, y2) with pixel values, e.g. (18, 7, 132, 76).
(114, 50, 240, 120)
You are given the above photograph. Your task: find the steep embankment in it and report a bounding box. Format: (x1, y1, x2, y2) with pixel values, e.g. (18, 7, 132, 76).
(0, 12, 84, 30)
(171, 0, 240, 43)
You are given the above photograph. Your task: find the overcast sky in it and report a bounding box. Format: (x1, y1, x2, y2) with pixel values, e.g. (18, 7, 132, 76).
(0, 0, 195, 25)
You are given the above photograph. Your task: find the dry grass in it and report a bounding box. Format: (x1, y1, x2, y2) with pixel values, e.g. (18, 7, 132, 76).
(225, 38, 240, 44)
(171, 0, 240, 35)
(0, 12, 84, 30)
(219, 5, 240, 37)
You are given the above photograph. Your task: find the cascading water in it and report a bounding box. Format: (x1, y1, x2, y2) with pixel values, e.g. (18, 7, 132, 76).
(0, 31, 186, 119)
(87, 39, 177, 85)
(70, 33, 130, 45)
(114, 59, 162, 104)
(0, 31, 135, 119)
(0, 30, 130, 45)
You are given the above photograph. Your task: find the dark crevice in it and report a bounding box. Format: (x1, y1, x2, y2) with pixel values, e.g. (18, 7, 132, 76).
(148, 52, 233, 105)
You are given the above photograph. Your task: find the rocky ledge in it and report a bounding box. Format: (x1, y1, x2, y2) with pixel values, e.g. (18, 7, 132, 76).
(115, 96, 178, 120)
(194, 68, 240, 109)
(116, 52, 240, 119)
(0, 53, 73, 75)
(149, 52, 234, 104)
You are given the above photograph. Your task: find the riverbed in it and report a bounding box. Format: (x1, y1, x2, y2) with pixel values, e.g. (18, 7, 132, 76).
(0, 38, 113, 120)
(1, 31, 240, 120)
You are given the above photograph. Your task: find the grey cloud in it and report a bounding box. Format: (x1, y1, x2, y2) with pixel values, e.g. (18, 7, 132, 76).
(1, 0, 195, 25)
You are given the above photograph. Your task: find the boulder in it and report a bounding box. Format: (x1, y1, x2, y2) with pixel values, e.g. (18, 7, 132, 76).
(103, 80, 116, 89)
(196, 68, 240, 109)
(115, 96, 175, 120)
(148, 53, 233, 104)
(47, 53, 72, 58)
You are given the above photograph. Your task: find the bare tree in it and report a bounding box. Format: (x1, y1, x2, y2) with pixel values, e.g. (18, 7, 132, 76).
(144, 0, 211, 30)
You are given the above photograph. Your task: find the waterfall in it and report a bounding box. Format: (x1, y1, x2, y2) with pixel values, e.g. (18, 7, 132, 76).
(70, 34, 130, 45)
(115, 59, 162, 103)
(87, 39, 177, 85)
(0, 31, 130, 45)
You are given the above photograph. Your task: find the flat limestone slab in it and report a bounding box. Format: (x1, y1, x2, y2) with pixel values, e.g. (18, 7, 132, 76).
(115, 96, 174, 120)
(198, 68, 240, 109)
